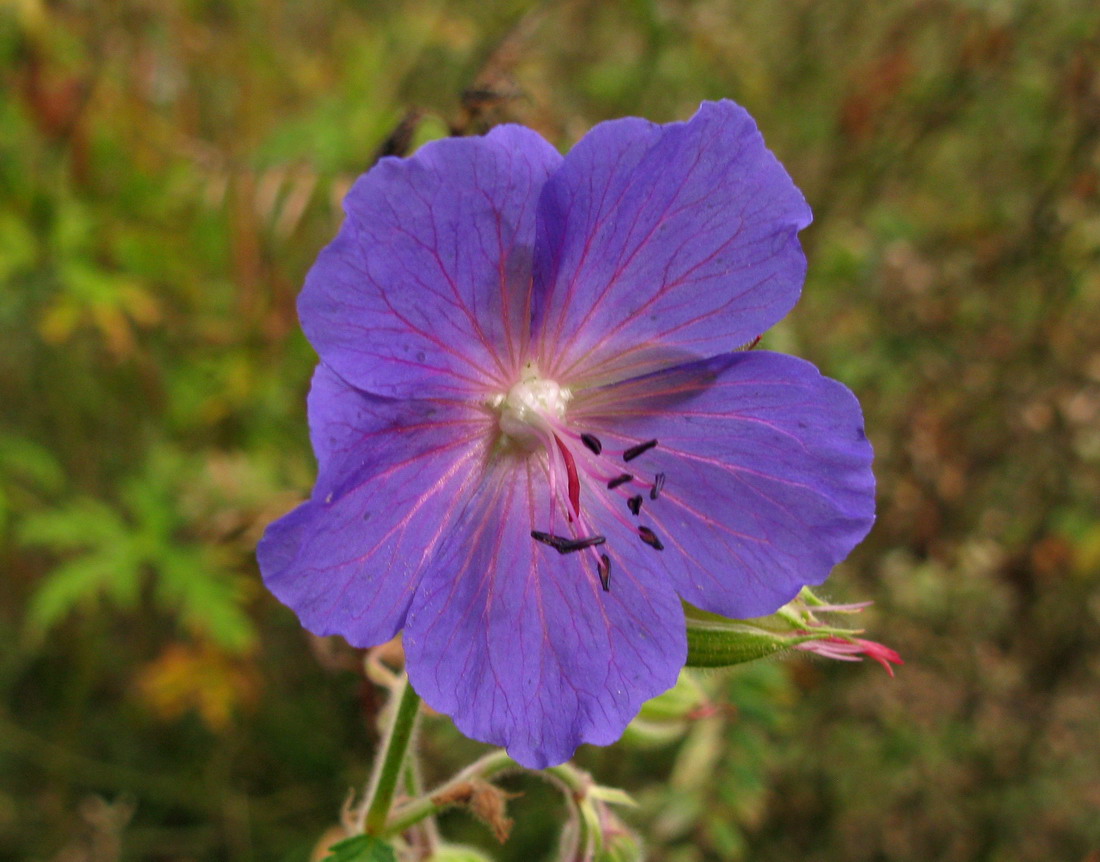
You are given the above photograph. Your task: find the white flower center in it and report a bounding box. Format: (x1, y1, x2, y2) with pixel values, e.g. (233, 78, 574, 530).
(493, 365, 571, 448)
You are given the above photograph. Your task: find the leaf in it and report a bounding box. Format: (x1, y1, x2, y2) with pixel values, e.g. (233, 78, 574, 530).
(26, 555, 141, 634)
(0, 433, 64, 495)
(320, 835, 397, 862)
(0, 208, 37, 281)
(21, 498, 145, 637)
(19, 498, 130, 551)
(157, 550, 257, 653)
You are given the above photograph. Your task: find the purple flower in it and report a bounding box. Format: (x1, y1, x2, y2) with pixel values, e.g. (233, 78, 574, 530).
(259, 100, 875, 768)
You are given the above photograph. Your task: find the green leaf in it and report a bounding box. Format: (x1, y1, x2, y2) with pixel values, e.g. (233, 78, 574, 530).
(157, 551, 257, 653)
(320, 834, 397, 862)
(19, 499, 130, 551)
(21, 497, 147, 637)
(0, 433, 65, 495)
(0, 208, 37, 281)
(26, 554, 142, 634)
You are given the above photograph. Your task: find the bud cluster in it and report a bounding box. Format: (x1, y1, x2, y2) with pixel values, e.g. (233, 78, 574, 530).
(684, 588, 902, 675)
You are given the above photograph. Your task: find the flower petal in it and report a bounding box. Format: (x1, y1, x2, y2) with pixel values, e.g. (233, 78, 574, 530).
(403, 454, 685, 769)
(299, 126, 563, 400)
(572, 351, 874, 619)
(532, 100, 811, 386)
(257, 365, 489, 645)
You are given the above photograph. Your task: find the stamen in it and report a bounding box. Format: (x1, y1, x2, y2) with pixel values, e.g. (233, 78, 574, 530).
(637, 526, 664, 551)
(580, 433, 603, 455)
(650, 472, 666, 501)
(622, 439, 658, 462)
(627, 495, 643, 516)
(531, 530, 607, 555)
(597, 554, 611, 592)
(559, 535, 607, 554)
(607, 473, 634, 490)
(554, 436, 581, 517)
(531, 530, 560, 549)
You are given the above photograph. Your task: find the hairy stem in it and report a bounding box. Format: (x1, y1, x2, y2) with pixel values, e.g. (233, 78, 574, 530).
(383, 749, 516, 837)
(359, 676, 421, 835)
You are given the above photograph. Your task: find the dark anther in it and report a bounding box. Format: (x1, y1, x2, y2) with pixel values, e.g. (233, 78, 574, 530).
(623, 439, 658, 462)
(531, 530, 560, 548)
(627, 494, 643, 515)
(650, 472, 666, 501)
(560, 535, 606, 554)
(607, 473, 634, 490)
(637, 526, 664, 551)
(580, 433, 603, 455)
(597, 554, 611, 592)
(531, 530, 606, 555)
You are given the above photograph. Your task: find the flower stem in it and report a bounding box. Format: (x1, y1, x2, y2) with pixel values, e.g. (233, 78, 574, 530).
(543, 762, 593, 858)
(360, 675, 421, 835)
(383, 749, 516, 837)
(402, 750, 440, 853)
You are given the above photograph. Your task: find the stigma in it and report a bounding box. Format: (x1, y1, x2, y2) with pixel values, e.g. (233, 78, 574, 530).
(492, 363, 572, 449)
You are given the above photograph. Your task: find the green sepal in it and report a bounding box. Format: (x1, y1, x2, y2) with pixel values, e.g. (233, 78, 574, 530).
(685, 622, 810, 668)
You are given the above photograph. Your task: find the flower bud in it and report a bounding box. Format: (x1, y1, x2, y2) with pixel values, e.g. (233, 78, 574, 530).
(685, 620, 798, 668)
(623, 671, 710, 747)
(683, 588, 901, 673)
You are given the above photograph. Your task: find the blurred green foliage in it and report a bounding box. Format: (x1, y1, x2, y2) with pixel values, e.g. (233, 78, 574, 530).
(2, 0, 1100, 860)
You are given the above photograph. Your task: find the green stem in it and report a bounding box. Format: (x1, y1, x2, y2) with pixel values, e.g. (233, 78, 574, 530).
(543, 762, 589, 794)
(383, 749, 516, 837)
(543, 762, 593, 857)
(361, 676, 421, 835)
(402, 749, 440, 852)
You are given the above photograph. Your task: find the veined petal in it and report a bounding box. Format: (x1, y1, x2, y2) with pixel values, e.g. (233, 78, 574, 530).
(403, 454, 685, 769)
(257, 365, 490, 645)
(571, 351, 874, 619)
(299, 126, 563, 400)
(532, 100, 811, 387)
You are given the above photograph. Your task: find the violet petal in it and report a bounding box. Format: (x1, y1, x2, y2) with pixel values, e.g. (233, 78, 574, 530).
(572, 351, 875, 619)
(258, 365, 489, 645)
(403, 456, 686, 769)
(299, 126, 563, 400)
(533, 100, 811, 387)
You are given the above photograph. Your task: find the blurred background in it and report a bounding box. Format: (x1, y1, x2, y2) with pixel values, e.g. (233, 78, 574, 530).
(3, 0, 1100, 859)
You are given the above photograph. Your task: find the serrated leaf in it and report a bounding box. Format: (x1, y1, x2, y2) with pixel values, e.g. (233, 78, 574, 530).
(320, 834, 397, 862)
(19, 499, 130, 551)
(27, 554, 141, 633)
(157, 551, 256, 653)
